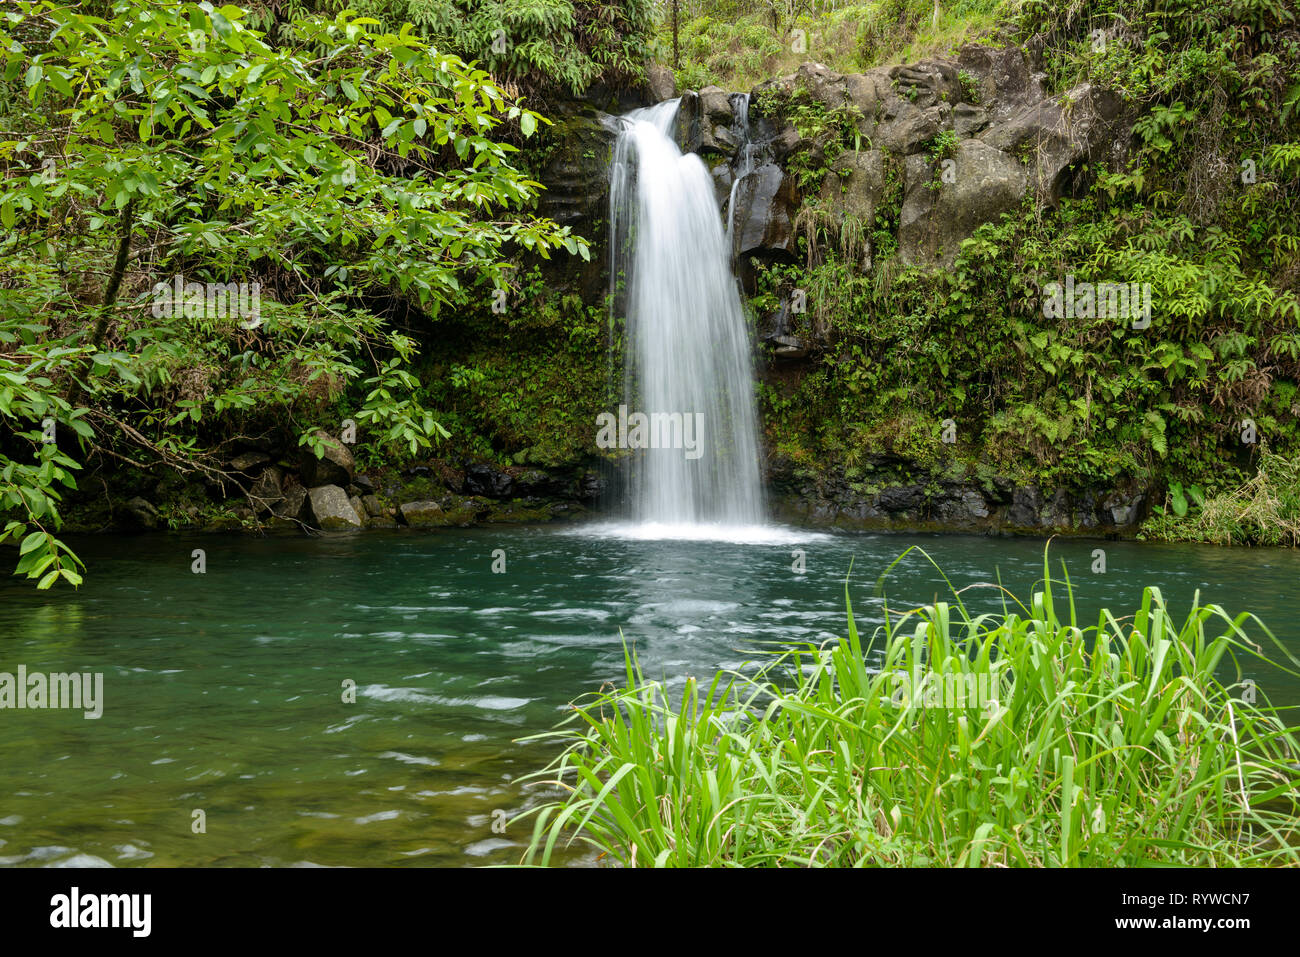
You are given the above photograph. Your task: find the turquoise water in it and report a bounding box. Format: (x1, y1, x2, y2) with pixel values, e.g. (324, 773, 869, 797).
(2, 525, 1298, 866)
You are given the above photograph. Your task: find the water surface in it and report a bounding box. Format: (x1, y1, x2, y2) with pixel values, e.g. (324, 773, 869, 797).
(2, 526, 1298, 867)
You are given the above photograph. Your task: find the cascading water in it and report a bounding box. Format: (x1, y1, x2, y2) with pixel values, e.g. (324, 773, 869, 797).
(724, 93, 755, 249)
(607, 99, 765, 531)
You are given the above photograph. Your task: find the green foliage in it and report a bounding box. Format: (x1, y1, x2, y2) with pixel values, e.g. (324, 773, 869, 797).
(958, 68, 980, 103)
(520, 547, 1300, 866)
(1144, 451, 1300, 546)
(751, 0, 1300, 510)
(755, 81, 863, 192)
(419, 266, 615, 466)
(0, 0, 586, 584)
(260, 0, 657, 101)
(664, 0, 1007, 92)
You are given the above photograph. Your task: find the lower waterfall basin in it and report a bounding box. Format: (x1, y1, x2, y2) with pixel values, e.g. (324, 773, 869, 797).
(2, 525, 1299, 867)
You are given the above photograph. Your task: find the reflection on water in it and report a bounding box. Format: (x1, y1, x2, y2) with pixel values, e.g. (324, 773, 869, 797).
(1, 526, 1298, 866)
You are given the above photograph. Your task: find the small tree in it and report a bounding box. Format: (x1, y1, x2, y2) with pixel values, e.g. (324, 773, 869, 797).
(0, 0, 587, 586)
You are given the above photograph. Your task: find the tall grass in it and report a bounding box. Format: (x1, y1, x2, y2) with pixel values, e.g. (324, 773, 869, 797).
(1144, 452, 1300, 547)
(518, 547, 1300, 866)
(665, 0, 1009, 93)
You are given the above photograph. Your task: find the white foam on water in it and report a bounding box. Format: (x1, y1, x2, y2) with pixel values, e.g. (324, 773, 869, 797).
(570, 520, 830, 546)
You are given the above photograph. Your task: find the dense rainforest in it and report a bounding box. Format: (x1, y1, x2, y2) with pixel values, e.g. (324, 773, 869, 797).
(2, 0, 1298, 591)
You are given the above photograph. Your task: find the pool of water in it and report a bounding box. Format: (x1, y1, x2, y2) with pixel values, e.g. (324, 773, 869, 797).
(2, 525, 1298, 867)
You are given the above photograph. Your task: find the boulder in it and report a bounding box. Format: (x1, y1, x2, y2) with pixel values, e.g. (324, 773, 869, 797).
(123, 496, 160, 530)
(793, 62, 850, 110)
(647, 63, 676, 102)
(349, 495, 369, 528)
(770, 125, 811, 163)
(899, 139, 1028, 268)
(890, 62, 961, 110)
(400, 500, 445, 527)
(682, 86, 739, 155)
(953, 103, 990, 137)
(819, 149, 887, 266)
(248, 466, 284, 514)
(306, 485, 363, 530)
(844, 70, 890, 134)
(874, 103, 950, 155)
(299, 431, 354, 488)
(273, 483, 307, 524)
(229, 451, 271, 472)
(698, 85, 735, 123)
(979, 82, 1124, 204)
(956, 44, 1048, 122)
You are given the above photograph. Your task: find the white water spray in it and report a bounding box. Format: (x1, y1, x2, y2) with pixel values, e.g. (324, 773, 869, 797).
(724, 93, 755, 249)
(608, 99, 765, 530)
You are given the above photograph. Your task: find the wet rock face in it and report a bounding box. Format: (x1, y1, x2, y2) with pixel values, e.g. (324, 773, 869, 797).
(731, 162, 800, 259)
(464, 463, 515, 499)
(528, 43, 1130, 290)
(679, 86, 741, 155)
(535, 105, 619, 230)
(770, 466, 1150, 534)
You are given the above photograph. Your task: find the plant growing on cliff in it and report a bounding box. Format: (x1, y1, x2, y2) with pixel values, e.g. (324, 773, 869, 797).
(756, 83, 864, 193)
(1143, 451, 1300, 546)
(0, 0, 586, 585)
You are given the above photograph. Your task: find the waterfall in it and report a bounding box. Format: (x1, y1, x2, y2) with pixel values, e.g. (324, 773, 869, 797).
(607, 98, 765, 530)
(724, 93, 755, 249)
